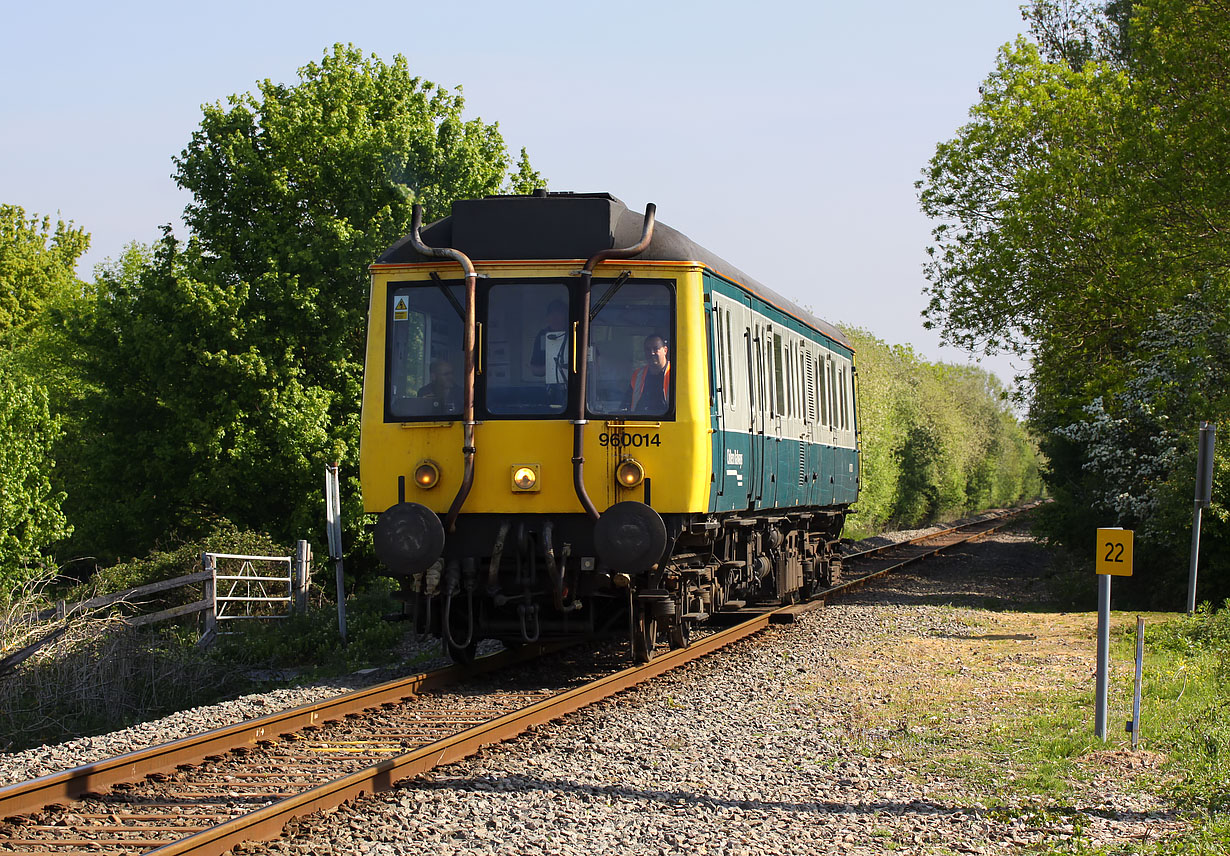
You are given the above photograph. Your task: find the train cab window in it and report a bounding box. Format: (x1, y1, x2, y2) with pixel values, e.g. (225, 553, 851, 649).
(386, 282, 465, 420)
(587, 280, 673, 417)
(486, 282, 572, 416)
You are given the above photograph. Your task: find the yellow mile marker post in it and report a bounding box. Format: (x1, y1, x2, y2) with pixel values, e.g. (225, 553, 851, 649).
(1095, 528, 1133, 740)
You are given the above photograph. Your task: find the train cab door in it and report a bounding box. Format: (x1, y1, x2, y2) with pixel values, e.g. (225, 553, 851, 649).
(748, 317, 769, 510)
(706, 294, 726, 509)
(712, 291, 752, 511)
(764, 325, 784, 509)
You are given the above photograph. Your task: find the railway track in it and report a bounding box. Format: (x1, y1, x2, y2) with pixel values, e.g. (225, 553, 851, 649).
(0, 506, 1031, 855)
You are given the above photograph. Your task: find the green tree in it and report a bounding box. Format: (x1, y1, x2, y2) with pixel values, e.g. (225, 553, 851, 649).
(0, 364, 71, 596)
(919, 0, 1230, 602)
(73, 45, 544, 559)
(0, 206, 88, 592)
(0, 205, 89, 339)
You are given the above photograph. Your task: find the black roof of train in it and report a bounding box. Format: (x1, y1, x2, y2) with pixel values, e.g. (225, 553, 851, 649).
(376, 192, 850, 349)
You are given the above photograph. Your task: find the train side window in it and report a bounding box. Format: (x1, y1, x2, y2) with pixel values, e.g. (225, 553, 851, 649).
(752, 332, 762, 415)
(752, 332, 762, 413)
(828, 358, 838, 430)
(838, 365, 849, 431)
(785, 339, 795, 419)
(746, 330, 757, 416)
(798, 347, 806, 419)
(719, 307, 730, 408)
(845, 365, 853, 430)
(785, 341, 793, 419)
(797, 341, 806, 420)
(773, 333, 785, 416)
(816, 355, 826, 428)
(765, 333, 775, 416)
(782, 337, 791, 419)
(718, 308, 728, 410)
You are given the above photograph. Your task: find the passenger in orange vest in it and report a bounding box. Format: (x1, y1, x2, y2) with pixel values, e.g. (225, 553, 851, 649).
(626, 334, 670, 414)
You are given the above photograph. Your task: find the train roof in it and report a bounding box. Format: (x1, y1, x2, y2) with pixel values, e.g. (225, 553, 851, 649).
(375, 192, 851, 349)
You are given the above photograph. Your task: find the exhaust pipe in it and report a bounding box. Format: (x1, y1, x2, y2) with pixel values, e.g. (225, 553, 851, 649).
(572, 203, 657, 519)
(409, 204, 478, 532)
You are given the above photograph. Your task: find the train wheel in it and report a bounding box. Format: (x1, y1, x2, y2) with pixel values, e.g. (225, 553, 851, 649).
(632, 605, 658, 663)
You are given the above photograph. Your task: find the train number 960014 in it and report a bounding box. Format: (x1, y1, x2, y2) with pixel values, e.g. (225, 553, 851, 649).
(599, 432, 661, 448)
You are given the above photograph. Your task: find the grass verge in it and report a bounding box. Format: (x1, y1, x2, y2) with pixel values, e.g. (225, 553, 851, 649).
(827, 603, 1230, 854)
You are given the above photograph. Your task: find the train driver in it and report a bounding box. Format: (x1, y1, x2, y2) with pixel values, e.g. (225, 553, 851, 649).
(626, 334, 670, 414)
(417, 359, 460, 411)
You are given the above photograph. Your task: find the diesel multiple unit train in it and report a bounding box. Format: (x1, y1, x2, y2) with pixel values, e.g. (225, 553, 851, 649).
(361, 192, 859, 662)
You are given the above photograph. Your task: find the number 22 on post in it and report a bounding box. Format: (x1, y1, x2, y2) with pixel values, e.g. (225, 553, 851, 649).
(1096, 528, 1134, 577)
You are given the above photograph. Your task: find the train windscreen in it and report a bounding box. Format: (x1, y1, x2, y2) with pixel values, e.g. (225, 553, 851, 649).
(386, 282, 465, 420)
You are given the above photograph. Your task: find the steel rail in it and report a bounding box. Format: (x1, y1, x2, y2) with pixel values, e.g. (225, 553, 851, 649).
(0, 642, 563, 819)
(146, 613, 771, 855)
(799, 505, 1032, 613)
(840, 504, 1037, 563)
(1, 504, 1037, 855)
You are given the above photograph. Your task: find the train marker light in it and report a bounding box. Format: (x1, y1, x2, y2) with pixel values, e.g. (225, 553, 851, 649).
(414, 460, 440, 489)
(511, 464, 540, 492)
(616, 459, 645, 488)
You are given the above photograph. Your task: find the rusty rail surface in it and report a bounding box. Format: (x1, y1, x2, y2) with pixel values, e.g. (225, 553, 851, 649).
(0, 504, 1035, 855)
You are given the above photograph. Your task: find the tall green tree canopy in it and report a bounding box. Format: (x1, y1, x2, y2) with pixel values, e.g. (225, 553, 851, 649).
(73, 45, 543, 558)
(0, 206, 87, 592)
(920, 0, 1230, 387)
(0, 205, 88, 342)
(919, 0, 1230, 605)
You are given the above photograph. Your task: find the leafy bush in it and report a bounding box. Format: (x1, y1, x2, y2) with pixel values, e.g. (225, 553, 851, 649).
(76, 519, 292, 598)
(842, 326, 1044, 537)
(1048, 282, 1229, 609)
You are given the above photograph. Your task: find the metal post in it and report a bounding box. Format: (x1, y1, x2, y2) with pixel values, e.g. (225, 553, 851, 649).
(1130, 616, 1144, 749)
(1095, 574, 1111, 741)
(294, 540, 310, 614)
(202, 552, 217, 639)
(326, 463, 348, 645)
(1187, 503, 1204, 616)
(1188, 421, 1216, 615)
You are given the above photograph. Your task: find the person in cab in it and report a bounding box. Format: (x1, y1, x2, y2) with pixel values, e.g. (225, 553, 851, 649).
(627, 334, 670, 414)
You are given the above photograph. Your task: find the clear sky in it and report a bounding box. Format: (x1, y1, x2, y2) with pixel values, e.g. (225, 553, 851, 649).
(1, 0, 1029, 384)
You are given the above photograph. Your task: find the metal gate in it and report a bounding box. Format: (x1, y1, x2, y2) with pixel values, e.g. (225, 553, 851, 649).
(202, 542, 311, 635)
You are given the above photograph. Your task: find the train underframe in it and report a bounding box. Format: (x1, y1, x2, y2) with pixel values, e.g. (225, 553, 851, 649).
(384, 507, 849, 663)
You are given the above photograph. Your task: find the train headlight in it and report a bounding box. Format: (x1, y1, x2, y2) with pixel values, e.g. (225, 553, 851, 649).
(511, 464, 540, 492)
(615, 458, 645, 489)
(413, 460, 440, 489)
